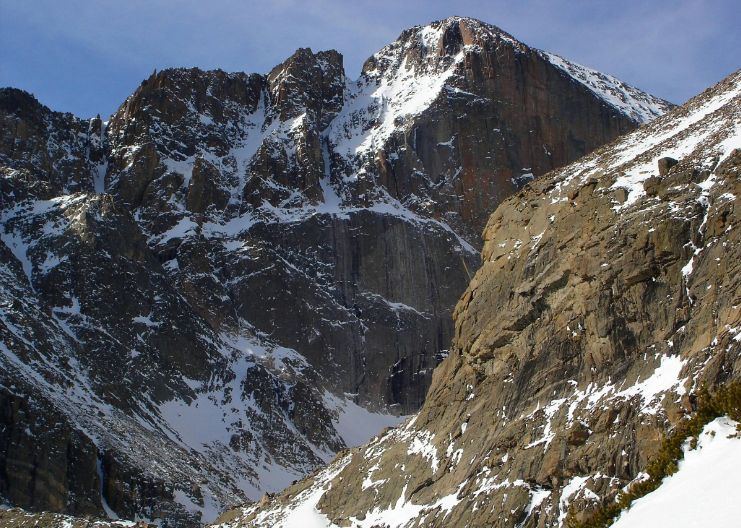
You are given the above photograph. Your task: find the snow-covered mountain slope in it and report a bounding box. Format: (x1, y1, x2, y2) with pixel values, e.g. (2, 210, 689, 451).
(1, 16, 672, 527)
(541, 52, 672, 123)
(0, 189, 402, 525)
(220, 69, 741, 528)
(611, 417, 741, 528)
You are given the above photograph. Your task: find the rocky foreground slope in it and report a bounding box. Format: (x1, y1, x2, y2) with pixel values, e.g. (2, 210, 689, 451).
(1, 16, 669, 526)
(220, 69, 741, 527)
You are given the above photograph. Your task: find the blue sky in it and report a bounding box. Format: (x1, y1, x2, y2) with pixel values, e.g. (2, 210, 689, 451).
(1, 0, 738, 118)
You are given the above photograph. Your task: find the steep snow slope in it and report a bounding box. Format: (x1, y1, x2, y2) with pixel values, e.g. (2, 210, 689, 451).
(611, 417, 741, 528)
(541, 52, 672, 123)
(220, 69, 740, 528)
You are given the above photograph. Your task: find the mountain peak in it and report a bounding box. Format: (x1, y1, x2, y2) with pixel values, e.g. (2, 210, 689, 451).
(423, 15, 516, 40)
(370, 15, 520, 65)
(418, 16, 520, 51)
(0, 16, 681, 527)
(266, 47, 345, 128)
(0, 87, 42, 110)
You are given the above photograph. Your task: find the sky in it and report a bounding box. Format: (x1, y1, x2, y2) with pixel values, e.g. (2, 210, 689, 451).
(1, 0, 738, 119)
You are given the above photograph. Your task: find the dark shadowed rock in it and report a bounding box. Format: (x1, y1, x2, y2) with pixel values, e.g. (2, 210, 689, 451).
(658, 156, 679, 176)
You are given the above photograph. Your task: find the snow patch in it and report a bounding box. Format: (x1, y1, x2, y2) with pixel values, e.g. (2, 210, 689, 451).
(612, 417, 741, 528)
(323, 392, 404, 448)
(407, 429, 440, 473)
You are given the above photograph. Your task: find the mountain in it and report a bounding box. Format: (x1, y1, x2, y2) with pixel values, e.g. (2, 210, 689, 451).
(0, 16, 670, 526)
(218, 69, 741, 527)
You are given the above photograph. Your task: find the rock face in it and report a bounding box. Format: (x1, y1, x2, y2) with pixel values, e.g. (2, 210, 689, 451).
(223, 70, 741, 527)
(98, 16, 669, 414)
(0, 507, 152, 528)
(1, 16, 670, 527)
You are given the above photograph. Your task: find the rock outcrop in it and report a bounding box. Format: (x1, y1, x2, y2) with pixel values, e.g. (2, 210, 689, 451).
(1, 16, 671, 526)
(221, 69, 741, 528)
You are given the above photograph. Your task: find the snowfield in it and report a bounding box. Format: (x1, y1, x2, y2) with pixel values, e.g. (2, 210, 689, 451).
(612, 417, 741, 528)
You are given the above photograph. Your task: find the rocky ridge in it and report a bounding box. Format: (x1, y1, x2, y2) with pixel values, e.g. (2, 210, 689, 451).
(1, 16, 670, 526)
(219, 69, 741, 527)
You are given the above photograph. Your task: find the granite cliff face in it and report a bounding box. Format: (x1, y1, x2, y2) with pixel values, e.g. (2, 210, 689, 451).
(98, 16, 668, 413)
(1, 16, 669, 526)
(222, 70, 741, 527)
